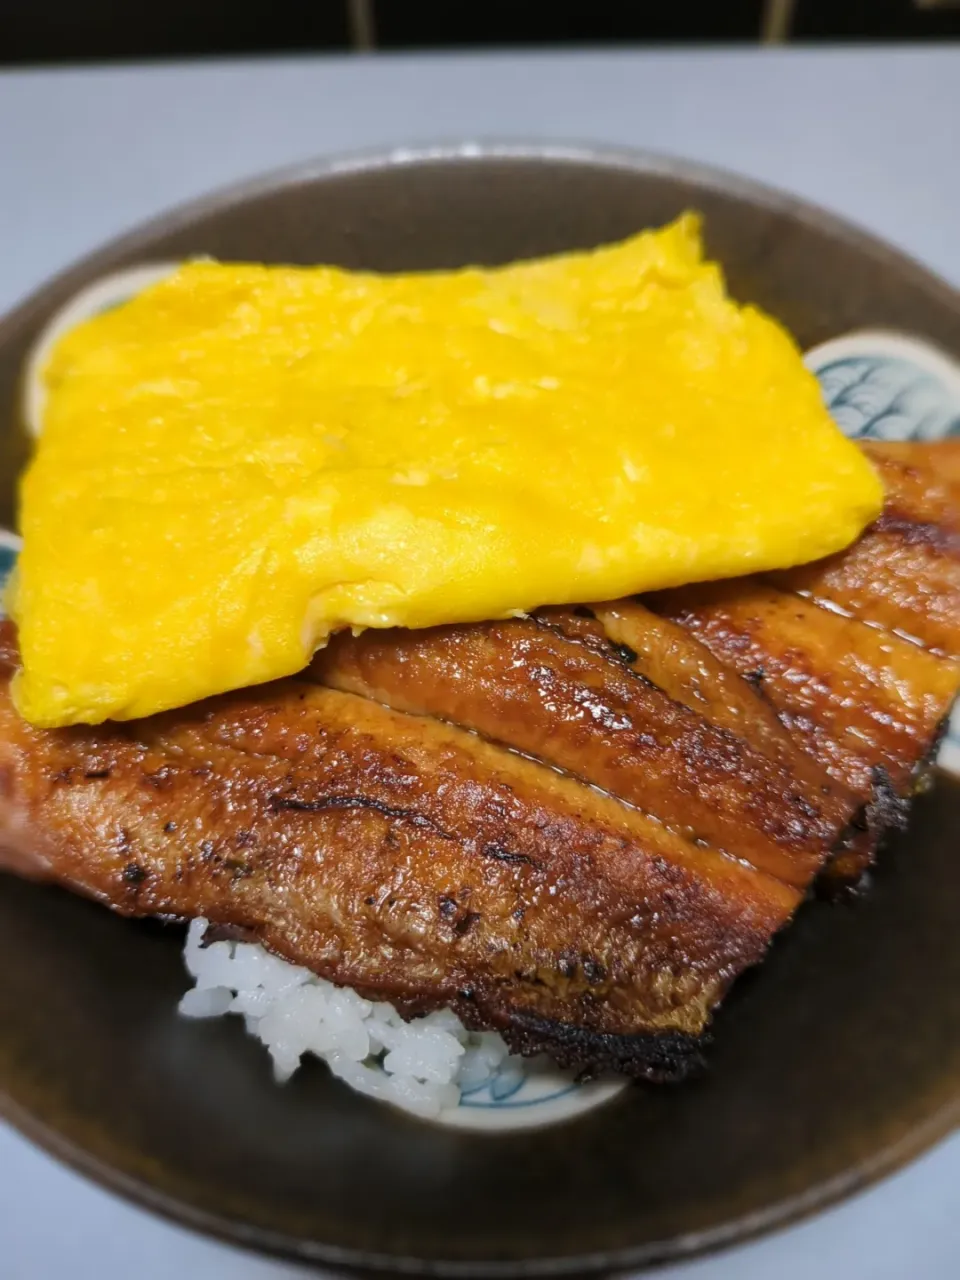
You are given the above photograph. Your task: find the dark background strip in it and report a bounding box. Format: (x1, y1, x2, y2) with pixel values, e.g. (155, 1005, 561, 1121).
(2, 0, 960, 67)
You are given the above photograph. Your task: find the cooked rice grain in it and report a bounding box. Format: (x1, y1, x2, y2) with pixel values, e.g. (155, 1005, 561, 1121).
(179, 918, 520, 1119)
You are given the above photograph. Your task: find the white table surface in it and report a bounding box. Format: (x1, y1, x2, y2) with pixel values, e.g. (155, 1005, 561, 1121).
(1, 45, 959, 1280)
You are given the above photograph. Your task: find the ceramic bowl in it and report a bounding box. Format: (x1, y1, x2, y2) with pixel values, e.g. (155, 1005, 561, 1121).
(0, 143, 959, 1275)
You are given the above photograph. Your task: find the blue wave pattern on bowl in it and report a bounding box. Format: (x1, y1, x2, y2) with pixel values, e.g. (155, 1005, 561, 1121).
(806, 331, 960, 773)
(460, 1057, 526, 1104)
(815, 355, 960, 440)
(0, 543, 18, 589)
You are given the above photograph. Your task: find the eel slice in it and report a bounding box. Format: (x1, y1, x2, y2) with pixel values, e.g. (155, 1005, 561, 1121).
(312, 608, 858, 889)
(0, 622, 798, 1080)
(647, 580, 959, 881)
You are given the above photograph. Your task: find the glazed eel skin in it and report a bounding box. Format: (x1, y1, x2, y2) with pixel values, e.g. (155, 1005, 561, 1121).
(0, 441, 955, 1075)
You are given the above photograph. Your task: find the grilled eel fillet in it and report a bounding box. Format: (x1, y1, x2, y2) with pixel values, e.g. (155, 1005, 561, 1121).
(0, 614, 835, 1082)
(0, 440, 954, 1073)
(648, 441, 960, 885)
(312, 609, 858, 890)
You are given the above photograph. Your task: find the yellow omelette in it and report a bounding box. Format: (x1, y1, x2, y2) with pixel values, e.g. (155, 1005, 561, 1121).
(11, 214, 882, 727)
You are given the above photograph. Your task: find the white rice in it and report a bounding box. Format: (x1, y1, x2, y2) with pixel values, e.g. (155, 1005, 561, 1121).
(179, 918, 523, 1119)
